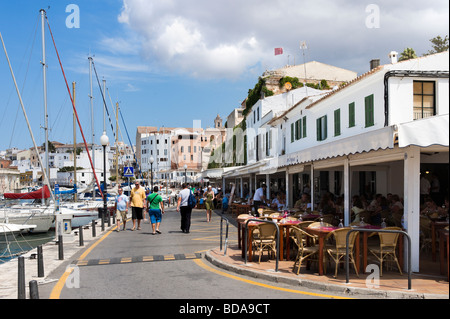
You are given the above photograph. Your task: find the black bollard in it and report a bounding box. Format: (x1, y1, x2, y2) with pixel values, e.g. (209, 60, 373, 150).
(79, 225, 84, 246)
(29, 280, 39, 299)
(37, 245, 44, 278)
(58, 235, 64, 260)
(92, 219, 96, 237)
(18, 256, 25, 299)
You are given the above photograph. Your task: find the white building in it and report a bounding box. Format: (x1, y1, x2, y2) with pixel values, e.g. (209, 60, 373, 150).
(223, 51, 449, 272)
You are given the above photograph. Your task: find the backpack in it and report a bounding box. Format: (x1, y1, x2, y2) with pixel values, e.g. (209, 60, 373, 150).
(188, 191, 197, 209)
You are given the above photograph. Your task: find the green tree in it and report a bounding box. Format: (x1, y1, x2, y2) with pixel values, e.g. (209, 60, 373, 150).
(41, 141, 56, 153)
(398, 47, 418, 61)
(426, 35, 449, 55)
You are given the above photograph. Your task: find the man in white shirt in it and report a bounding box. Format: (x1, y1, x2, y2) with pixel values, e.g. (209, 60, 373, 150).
(253, 184, 267, 216)
(177, 183, 193, 233)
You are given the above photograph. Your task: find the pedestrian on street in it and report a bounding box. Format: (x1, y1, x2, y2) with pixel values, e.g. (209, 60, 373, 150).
(204, 185, 215, 222)
(177, 183, 192, 233)
(146, 186, 164, 235)
(130, 181, 146, 231)
(115, 187, 129, 231)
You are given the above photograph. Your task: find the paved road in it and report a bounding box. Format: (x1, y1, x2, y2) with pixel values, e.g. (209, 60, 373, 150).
(38, 207, 353, 305)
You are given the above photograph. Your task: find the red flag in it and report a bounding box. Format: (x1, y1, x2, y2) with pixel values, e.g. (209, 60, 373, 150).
(274, 48, 283, 56)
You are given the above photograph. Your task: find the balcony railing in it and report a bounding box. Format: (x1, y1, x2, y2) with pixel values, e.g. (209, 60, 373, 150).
(413, 109, 434, 120)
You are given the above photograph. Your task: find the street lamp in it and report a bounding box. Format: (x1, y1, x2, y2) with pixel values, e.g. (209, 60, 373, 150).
(100, 131, 109, 229)
(149, 156, 154, 191)
(184, 164, 187, 184)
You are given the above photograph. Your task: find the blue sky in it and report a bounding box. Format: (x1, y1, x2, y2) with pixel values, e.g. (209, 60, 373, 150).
(0, 0, 448, 151)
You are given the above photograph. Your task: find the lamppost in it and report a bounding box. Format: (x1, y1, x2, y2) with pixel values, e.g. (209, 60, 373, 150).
(149, 156, 154, 191)
(100, 131, 109, 229)
(184, 164, 187, 184)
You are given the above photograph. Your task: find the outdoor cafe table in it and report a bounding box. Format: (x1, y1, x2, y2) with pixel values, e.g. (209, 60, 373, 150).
(239, 218, 302, 262)
(298, 213, 321, 221)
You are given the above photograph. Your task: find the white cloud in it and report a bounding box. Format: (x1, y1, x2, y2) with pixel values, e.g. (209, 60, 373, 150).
(117, 0, 449, 78)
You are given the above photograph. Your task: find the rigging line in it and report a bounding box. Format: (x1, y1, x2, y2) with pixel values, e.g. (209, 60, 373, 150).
(119, 108, 144, 179)
(44, 14, 104, 199)
(7, 15, 40, 148)
(1, 13, 39, 126)
(91, 60, 116, 141)
(106, 88, 125, 143)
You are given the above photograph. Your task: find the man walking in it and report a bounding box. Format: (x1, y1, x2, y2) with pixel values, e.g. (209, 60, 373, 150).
(177, 183, 192, 233)
(130, 181, 146, 231)
(115, 187, 129, 231)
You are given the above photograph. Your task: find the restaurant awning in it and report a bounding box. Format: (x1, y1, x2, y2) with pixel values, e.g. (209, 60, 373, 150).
(201, 167, 240, 179)
(270, 126, 396, 169)
(397, 114, 449, 148)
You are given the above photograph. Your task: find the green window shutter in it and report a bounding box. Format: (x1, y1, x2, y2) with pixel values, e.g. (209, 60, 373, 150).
(302, 116, 307, 138)
(291, 123, 294, 143)
(316, 118, 321, 141)
(349, 102, 355, 127)
(324, 115, 328, 140)
(334, 109, 341, 136)
(365, 95, 374, 127)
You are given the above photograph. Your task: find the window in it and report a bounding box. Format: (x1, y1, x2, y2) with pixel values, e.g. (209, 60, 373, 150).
(295, 119, 301, 140)
(364, 94, 374, 127)
(349, 102, 355, 127)
(334, 109, 341, 136)
(316, 115, 327, 141)
(253, 111, 256, 124)
(413, 81, 435, 119)
(181, 146, 184, 153)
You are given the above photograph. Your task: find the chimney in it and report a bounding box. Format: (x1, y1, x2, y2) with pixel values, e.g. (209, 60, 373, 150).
(370, 59, 380, 70)
(388, 51, 398, 64)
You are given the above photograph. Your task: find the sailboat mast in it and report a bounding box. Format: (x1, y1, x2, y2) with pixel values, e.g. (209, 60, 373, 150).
(89, 56, 96, 200)
(73, 81, 77, 202)
(40, 9, 50, 191)
(0, 31, 55, 204)
(116, 102, 119, 186)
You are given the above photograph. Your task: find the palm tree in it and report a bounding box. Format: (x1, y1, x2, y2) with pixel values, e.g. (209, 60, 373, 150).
(399, 47, 418, 61)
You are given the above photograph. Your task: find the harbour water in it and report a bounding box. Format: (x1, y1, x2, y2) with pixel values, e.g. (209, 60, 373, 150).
(0, 230, 55, 264)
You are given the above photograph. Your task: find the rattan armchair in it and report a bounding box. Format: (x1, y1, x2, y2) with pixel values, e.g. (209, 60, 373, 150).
(254, 223, 278, 263)
(368, 226, 403, 276)
(325, 227, 359, 278)
(291, 226, 320, 275)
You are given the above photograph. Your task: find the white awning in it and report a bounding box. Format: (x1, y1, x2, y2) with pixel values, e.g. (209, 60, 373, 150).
(202, 166, 242, 179)
(398, 114, 449, 148)
(278, 126, 395, 168)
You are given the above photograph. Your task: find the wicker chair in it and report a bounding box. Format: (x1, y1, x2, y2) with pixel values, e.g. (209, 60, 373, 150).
(325, 227, 359, 278)
(419, 215, 433, 253)
(291, 226, 320, 274)
(369, 227, 403, 276)
(254, 223, 278, 263)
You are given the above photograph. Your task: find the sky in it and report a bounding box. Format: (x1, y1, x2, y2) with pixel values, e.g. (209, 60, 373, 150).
(0, 0, 448, 152)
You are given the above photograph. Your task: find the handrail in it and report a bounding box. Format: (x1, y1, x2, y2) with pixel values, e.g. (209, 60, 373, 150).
(220, 215, 230, 255)
(244, 219, 280, 272)
(345, 228, 412, 290)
